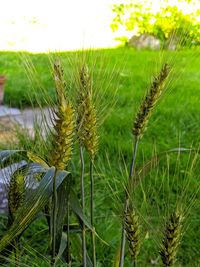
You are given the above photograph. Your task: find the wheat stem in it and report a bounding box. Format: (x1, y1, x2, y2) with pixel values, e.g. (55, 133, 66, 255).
(119, 139, 139, 267)
(80, 145, 87, 267)
(129, 139, 139, 191)
(90, 159, 96, 267)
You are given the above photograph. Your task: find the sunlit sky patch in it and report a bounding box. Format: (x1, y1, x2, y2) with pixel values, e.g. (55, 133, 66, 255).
(0, 0, 199, 52)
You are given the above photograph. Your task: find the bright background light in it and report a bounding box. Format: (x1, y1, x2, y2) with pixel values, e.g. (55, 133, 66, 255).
(0, 0, 199, 52)
(0, 0, 121, 52)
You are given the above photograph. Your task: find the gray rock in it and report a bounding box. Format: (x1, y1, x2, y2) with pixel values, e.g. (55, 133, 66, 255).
(128, 34, 161, 50)
(10, 107, 54, 137)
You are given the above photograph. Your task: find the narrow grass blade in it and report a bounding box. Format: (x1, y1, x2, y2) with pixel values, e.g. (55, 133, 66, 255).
(0, 150, 23, 162)
(0, 150, 25, 167)
(69, 189, 92, 230)
(70, 189, 108, 245)
(135, 147, 195, 184)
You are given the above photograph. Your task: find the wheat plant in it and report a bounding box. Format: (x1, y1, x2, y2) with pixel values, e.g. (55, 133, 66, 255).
(49, 61, 75, 266)
(76, 64, 99, 267)
(119, 63, 171, 267)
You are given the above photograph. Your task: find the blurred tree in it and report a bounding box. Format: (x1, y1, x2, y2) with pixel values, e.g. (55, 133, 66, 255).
(110, 0, 200, 47)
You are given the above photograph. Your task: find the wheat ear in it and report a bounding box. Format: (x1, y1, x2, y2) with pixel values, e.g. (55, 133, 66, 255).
(133, 63, 171, 140)
(125, 205, 140, 265)
(50, 61, 75, 170)
(160, 211, 183, 267)
(6, 170, 25, 267)
(77, 65, 99, 159)
(8, 171, 25, 223)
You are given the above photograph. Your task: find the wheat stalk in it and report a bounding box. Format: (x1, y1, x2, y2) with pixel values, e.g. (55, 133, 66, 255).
(133, 63, 171, 140)
(160, 211, 183, 267)
(119, 63, 171, 267)
(77, 64, 98, 267)
(49, 61, 75, 266)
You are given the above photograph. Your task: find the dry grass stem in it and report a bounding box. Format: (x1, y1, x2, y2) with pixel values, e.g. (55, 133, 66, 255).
(133, 63, 171, 139)
(160, 211, 183, 267)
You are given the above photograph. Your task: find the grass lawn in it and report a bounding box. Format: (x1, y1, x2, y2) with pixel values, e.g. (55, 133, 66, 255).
(0, 47, 200, 266)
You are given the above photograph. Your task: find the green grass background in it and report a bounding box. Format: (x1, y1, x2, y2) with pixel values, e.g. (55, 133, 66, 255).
(0, 47, 200, 266)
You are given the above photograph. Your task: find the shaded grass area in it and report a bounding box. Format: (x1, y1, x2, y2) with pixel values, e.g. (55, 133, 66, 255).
(0, 47, 200, 266)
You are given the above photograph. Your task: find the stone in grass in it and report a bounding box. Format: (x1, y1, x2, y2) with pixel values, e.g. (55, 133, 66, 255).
(128, 34, 161, 50)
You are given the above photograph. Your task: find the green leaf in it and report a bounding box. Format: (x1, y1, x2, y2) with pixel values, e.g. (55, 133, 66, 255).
(0, 150, 22, 162)
(0, 150, 49, 170)
(0, 167, 69, 253)
(25, 162, 48, 175)
(55, 175, 71, 255)
(56, 232, 68, 264)
(70, 189, 108, 246)
(69, 189, 92, 230)
(0, 150, 24, 167)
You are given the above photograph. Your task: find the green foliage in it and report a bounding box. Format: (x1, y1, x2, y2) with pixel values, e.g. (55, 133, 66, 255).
(111, 0, 200, 46)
